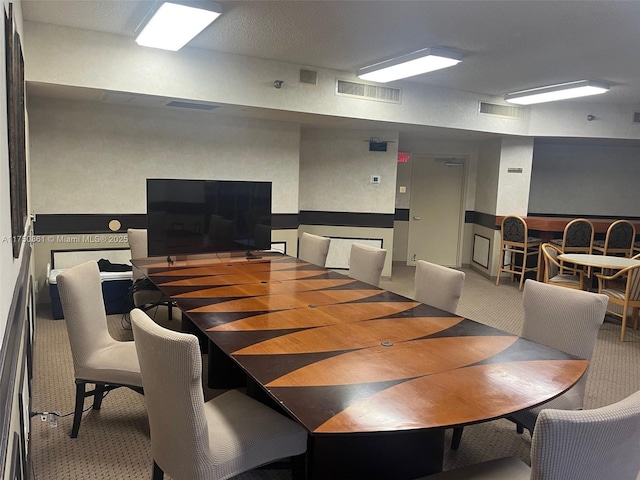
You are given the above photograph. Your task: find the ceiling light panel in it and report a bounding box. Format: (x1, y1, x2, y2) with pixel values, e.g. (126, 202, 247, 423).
(357, 48, 462, 83)
(135, 1, 222, 51)
(505, 80, 610, 105)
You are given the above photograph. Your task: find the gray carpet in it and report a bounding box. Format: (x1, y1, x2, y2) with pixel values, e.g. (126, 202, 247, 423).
(31, 265, 640, 479)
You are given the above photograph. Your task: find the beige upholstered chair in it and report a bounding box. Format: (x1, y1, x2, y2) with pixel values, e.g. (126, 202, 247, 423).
(596, 254, 640, 341)
(452, 280, 607, 449)
(496, 215, 541, 291)
(348, 242, 387, 287)
(424, 389, 640, 480)
(130, 309, 308, 480)
(56, 261, 143, 438)
(414, 260, 465, 313)
(298, 232, 331, 267)
(540, 243, 585, 290)
(509, 280, 607, 434)
(127, 228, 172, 317)
(592, 219, 636, 257)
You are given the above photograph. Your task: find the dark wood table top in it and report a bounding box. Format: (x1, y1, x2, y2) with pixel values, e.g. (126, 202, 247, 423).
(133, 253, 587, 435)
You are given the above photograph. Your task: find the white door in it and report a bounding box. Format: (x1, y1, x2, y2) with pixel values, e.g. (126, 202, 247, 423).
(407, 156, 465, 267)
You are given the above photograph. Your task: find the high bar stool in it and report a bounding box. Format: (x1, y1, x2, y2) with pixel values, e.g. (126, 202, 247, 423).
(550, 218, 594, 254)
(496, 215, 542, 291)
(592, 219, 636, 257)
(549, 218, 594, 275)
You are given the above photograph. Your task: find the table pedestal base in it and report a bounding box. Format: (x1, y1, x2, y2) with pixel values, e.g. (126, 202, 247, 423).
(308, 429, 444, 479)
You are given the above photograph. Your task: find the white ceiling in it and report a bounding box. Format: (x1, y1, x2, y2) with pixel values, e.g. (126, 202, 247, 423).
(21, 0, 640, 141)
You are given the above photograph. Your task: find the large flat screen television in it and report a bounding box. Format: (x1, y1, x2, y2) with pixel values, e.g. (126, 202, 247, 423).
(146, 178, 272, 256)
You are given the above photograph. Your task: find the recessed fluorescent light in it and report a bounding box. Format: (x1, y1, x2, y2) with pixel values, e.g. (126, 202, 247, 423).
(135, 1, 222, 51)
(505, 80, 610, 105)
(357, 47, 462, 83)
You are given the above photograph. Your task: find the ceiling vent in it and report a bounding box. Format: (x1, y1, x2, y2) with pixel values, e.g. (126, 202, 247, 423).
(633, 112, 640, 123)
(165, 100, 218, 111)
(99, 92, 219, 111)
(300, 69, 318, 85)
(336, 79, 401, 104)
(478, 101, 525, 120)
(100, 92, 166, 107)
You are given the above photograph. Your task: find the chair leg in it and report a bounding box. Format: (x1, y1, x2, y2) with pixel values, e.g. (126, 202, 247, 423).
(620, 302, 629, 341)
(451, 427, 463, 450)
(93, 384, 106, 410)
(516, 422, 524, 434)
(71, 381, 86, 438)
(496, 246, 505, 286)
(152, 461, 164, 480)
(518, 262, 526, 291)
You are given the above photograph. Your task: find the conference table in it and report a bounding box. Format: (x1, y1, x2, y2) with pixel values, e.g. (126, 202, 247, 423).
(132, 252, 588, 479)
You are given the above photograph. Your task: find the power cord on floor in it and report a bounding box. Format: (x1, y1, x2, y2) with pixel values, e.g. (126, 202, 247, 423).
(121, 312, 132, 330)
(31, 391, 112, 426)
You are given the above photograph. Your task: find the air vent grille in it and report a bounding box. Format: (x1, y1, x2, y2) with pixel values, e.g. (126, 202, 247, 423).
(633, 112, 640, 123)
(165, 101, 218, 111)
(478, 101, 525, 120)
(336, 79, 401, 104)
(300, 69, 318, 85)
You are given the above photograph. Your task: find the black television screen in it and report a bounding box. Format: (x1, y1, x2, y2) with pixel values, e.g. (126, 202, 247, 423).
(146, 179, 272, 256)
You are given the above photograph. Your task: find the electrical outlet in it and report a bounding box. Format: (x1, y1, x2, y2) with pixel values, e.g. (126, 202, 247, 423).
(370, 175, 381, 184)
(41, 412, 48, 422)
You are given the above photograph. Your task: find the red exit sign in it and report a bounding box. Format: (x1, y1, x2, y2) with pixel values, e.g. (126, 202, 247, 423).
(397, 152, 410, 163)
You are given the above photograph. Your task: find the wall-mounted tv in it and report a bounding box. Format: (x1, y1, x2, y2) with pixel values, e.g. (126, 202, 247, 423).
(146, 179, 272, 256)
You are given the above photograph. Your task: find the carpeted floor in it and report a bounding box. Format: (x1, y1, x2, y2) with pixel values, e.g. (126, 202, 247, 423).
(30, 265, 640, 479)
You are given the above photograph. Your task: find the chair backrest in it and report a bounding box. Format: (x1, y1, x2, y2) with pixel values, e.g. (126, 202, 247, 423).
(530, 389, 640, 480)
(414, 260, 465, 313)
(298, 232, 331, 267)
(541, 243, 560, 279)
(127, 228, 148, 282)
(604, 219, 635, 253)
(562, 218, 594, 250)
(56, 261, 114, 377)
(501, 215, 527, 244)
(348, 243, 387, 287)
(130, 309, 210, 479)
(521, 280, 608, 408)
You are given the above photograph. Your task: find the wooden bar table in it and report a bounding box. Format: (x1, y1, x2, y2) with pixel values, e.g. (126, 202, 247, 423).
(133, 252, 588, 479)
(497, 216, 640, 243)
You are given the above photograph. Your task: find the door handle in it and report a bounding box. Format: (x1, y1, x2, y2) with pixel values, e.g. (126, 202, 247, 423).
(413, 216, 421, 220)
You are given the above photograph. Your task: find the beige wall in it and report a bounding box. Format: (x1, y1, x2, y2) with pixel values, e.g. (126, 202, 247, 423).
(299, 128, 398, 213)
(495, 137, 534, 217)
(474, 139, 502, 216)
(28, 97, 301, 215)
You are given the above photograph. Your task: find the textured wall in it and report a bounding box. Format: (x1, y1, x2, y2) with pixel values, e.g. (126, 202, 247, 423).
(474, 139, 502, 216)
(495, 137, 534, 217)
(299, 128, 398, 213)
(28, 97, 301, 214)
